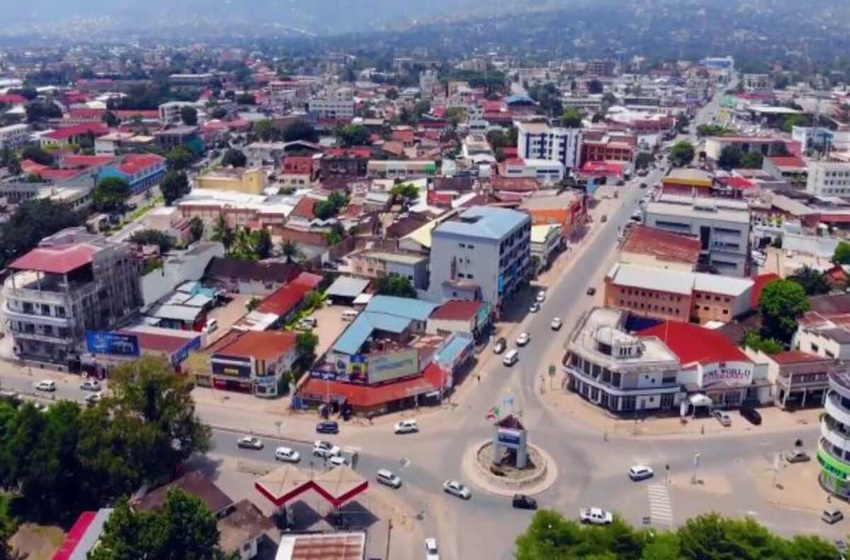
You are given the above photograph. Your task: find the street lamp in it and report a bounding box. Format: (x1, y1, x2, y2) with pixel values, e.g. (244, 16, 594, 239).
(691, 451, 701, 484)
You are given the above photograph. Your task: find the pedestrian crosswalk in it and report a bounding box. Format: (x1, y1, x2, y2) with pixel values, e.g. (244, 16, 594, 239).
(647, 484, 674, 526)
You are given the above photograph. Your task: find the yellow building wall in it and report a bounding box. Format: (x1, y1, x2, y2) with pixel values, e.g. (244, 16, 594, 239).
(195, 168, 267, 194)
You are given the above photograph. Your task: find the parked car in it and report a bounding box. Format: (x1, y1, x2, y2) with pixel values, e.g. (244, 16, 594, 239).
(237, 436, 264, 450)
(551, 317, 563, 330)
(740, 406, 762, 426)
(316, 421, 340, 434)
(493, 337, 507, 355)
(35, 380, 56, 392)
(313, 440, 340, 458)
(579, 507, 613, 525)
(274, 447, 301, 463)
(823, 508, 845, 525)
(394, 419, 419, 434)
(512, 494, 538, 510)
(586, 287, 597, 296)
(536, 290, 546, 302)
(713, 410, 732, 427)
(425, 538, 440, 560)
(628, 465, 654, 482)
(377, 469, 402, 489)
(529, 302, 540, 313)
(329, 455, 349, 469)
(298, 317, 318, 330)
(516, 332, 531, 346)
(785, 450, 811, 463)
(80, 379, 101, 391)
(85, 392, 103, 405)
(442, 479, 471, 500)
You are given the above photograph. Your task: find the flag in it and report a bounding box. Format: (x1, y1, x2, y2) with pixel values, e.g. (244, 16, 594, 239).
(486, 406, 501, 421)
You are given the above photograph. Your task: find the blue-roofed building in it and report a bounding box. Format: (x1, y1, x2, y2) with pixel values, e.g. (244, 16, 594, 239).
(365, 296, 437, 323)
(332, 311, 411, 357)
(428, 206, 531, 316)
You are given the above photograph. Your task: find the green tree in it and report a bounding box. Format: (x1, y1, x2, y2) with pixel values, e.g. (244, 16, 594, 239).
(180, 105, 198, 126)
(780, 114, 809, 133)
(93, 177, 131, 212)
(0, 198, 81, 269)
(486, 129, 507, 150)
(295, 331, 319, 363)
(832, 241, 850, 264)
(209, 106, 228, 120)
(279, 239, 303, 263)
(166, 145, 195, 171)
(101, 110, 120, 127)
(696, 124, 729, 137)
(560, 107, 583, 128)
(635, 152, 654, 170)
(739, 151, 764, 169)
(718, 145, 742, 169)
(336, 124, 371, 148)
(189, 216, 204, 242)
(130, 229, 175, 253)
(390, 183, 420, 204)
(788, 265, 831, 296)
(742, 329, 784, 354)
(253, 119, 281, 142)
(211, 214, 235, 255)
(282, 121, 319, 143)
(25, 100, 62, 123)
(758, 279, 810, 345)
(221, 148, 247, 168)
(235, 93, 256, 105)
(668, 141, 695, 167)
(587, 79, 604, 94)
(374, 275, 417, 298)
(323, 222, 345, 246)
(21, 146, 55, 166)
(161, 170, 191, 206)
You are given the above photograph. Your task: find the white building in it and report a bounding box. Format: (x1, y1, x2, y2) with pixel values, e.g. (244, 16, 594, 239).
(531, 224, 563, 272)
(0, 123, 30, 150)
(517, 122, 581, 172)
(806, 161, 850, 196)
(158, 101, 195, 125)
(502, 158, 564, 182)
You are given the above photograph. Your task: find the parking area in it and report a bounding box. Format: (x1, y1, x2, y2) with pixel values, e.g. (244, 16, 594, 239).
(308, 304, 353, 357)
(204, 294, 254, 346)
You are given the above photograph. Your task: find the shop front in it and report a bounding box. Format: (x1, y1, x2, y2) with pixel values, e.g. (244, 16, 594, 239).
(818, 443, 850, 498)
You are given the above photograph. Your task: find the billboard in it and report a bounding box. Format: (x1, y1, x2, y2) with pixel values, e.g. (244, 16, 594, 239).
(701, 361, 754, 389)
(367, 349, 419, 385)
(85, 331, 140, 357)
(170, 336, 202, 366)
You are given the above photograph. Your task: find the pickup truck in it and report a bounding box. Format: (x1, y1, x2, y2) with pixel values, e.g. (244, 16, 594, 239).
(579, 507, 614, 525)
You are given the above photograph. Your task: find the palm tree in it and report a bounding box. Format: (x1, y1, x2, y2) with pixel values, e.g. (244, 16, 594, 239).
(210, 214, 234, 255)
(279, 239, 303, 263)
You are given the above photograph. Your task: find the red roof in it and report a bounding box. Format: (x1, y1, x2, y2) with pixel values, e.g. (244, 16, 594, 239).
(750, 273, 781, 307)
(114, 109, 159, 120)
(21, 160, 48, 174)
(256, 272, 321, 317)
(323, 147, 371, 159)
(767, 156, 806, 168)
(503, 147, 518, 158)
(39, 169, 84, 180)
(52, 511, 97, 560)
(45, 123, 109, 141)
(290, 197, 317, 219)
(639, 321, 750, 366)
(620, 225, 701, 264)
(430, 300, 482, 321)
(720, 176, 754, 190)
(212, 331, 297, 361)
(579, 161, 626, 176)
(9, 244, 98, 274)
(61, 154, 116, 168)
(770, 350, 829, 365)
(490, 176, 539, 192)
(0, 94, 27, 105)
(299, 362, 447, 408)
(118, 154, 165, 175)
(283, 156, 314, 175)
(118, 330, 198, 355)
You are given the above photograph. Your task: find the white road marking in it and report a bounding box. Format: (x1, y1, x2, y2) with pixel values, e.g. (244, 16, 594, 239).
(647, 484, 674, 525)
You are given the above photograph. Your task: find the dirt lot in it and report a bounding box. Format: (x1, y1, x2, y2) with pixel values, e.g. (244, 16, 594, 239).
(10, 523, 65, 560)
(308, 304, 352, 357)
(204, 294, 254, 345)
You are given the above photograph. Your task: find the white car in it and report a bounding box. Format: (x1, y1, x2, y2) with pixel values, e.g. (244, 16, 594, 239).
(237, 436, 264, 450)
(628, 465, 654, 481)
(377, 469, 402, 489)
(313, 440, 341, 458)
(329, 455, 349, 468)
(536, 290, 546, 302)
(394, 419, 419, 434)
(274, 447, 301, 463)
(551, 317, 563, 330)
(80, 379, 101, 391)
(425, 538, 440, 560)
(516, 332, 530, 347)
(35, 379, 56, 392)
(85, 392, 103, 405)
(529, 302, 540, 313)
(442, 479, 471, 500)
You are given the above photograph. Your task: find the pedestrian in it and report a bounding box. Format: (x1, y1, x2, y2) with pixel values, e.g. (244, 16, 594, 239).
(476, 374, 481, 383)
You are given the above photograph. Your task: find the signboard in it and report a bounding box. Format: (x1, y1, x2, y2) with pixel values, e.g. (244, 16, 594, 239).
(701, 361, 753, 388)
(497, 429, 522, 448)
(85, 331, 140, 357)
(170, 336, 202, 366)
(211, 355, 252, 379)
(367, 349, 419, 385)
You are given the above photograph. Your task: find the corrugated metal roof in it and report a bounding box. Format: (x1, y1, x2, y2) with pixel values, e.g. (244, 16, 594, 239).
(608, 263, 693, 295)
(326, 277, 370, 299)
(692, 273, 753, 297)
(365, 296, 437, 321)
(435, 206, 529, 241)
(332, 312, 410, 356)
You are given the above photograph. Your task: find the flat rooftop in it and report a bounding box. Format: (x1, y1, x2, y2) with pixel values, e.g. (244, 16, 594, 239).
(645, 200, 751, 225)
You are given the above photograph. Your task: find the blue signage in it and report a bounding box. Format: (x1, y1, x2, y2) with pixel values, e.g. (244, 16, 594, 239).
(497, 430, 522, 448)
(85, 331, 140, 357)
(171, 336, 202, 366)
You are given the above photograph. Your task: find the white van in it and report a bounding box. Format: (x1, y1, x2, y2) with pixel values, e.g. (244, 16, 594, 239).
(203, 318, 219, 334)
(376, 468, 402, 489)
(502, 349, 519, 366)
(341, 309, 359, 322)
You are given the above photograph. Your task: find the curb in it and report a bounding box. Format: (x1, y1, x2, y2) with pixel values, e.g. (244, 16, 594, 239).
(207, 423, 315, 446)
(461, 439, 558, 498)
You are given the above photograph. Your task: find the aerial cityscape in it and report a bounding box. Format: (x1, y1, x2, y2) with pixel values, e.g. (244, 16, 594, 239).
(2, 1, 850, 559)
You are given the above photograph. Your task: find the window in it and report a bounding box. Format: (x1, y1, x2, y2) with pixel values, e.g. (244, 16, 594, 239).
(811, 343, 819, 353)
(611, 372, 621, 388)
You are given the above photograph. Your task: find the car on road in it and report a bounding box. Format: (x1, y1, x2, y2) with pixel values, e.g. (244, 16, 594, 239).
(442, 479, 471, 500)
(377, 469, 402, 489)
(785, 450, 811, 463)
(493, 337, 507, 355)
(713, 410, 732, 427)
(586, 287, 597, 296)
(80, 379, 101, 391)
(85, 392, 103, 405)
(502, 349, 519, 366)
(628, 465, 654, 482)
(425, 538, 440, 560)
(329, 455, 349, 468)
(316, 421, 339, 434)
(551, 317, 562, 330)
(823, 508, 844, 525)
(516, 332, 530, 346)
(536, 290, 546, 302)
(512, 494, 538, 510)
(274, 447, 301, 463)
(313, 440, 340, 458)
(237, 436, 264, 450)
(529, 302, 540, 313)
(35, 380, 56, 392)
(739, 406, 762, 426)
(600, 215, 608, 223)
(579, 507, 613, 525)
(394, 419, 419, 434)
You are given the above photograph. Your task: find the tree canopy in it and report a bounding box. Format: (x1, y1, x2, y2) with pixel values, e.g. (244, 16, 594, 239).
(560, 107, 583, 128)
(221, 148, 247, 168)
(21, 146, 55, 166)
(758, 279, 810, 345)
(635, 152, 654, 170)
(336, 124, 371, 148)
(832, 241, 850, 265)
(161, 170, 191, 206)
(166, 145, 195, 171)
(211, 215, 235, 255)
(0, 199, 81, 269)
(282, 121, 319, 143)
(180, 105, 198, 126)
(718, 145, 743, 170)
(390, 183, 420, 204)
(130, 229, 175, 253)
(788, 265, 831, 296)
(515, 510, 838, 560)
(93, 177, 132, 212)
(374, 275, 417, 298)
(230, 227, 272, 261)
(668, 141, 695, 167)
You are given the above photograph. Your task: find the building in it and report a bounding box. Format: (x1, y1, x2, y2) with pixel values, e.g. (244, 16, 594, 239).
(40, 123, 109, 149)
(501, 158, 564, 182)
(97, 154, 167, 195)
(4, 228, 142, 365)
(429, 206, 532, 313)
(704, 136, 789, 162)
(586, 58, 616, 77)
(202, 331, 299, 397)
(794, 294, 850, 360)
(0, 123, 30, 150)
(366, 160, 437, 180)
(579, 130, 636, 165)
(619, 225, 701, 271)
(154, 126, 203, 153)
(750, 350, 832, 409)
(517, 122, 581, 172)
(341, 249, 430, 290)
(819, 371, 850, 498)
(660, 169, 713, 197)
(531, 224, 564, 273)
(426, 299, 491, 338)
(307, 98, 355, 120)
(564, 307, 682, 413)
(806, 161, 850, 196)
(194, 167, 267, 195)
(204, 257, 302, 296)
(604, 262, 753, 324)
(158, 101, 195, 125)
(275, 533, 366, 560)
(642, 194, 751, 277)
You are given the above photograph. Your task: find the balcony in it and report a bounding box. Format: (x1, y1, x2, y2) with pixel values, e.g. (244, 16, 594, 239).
(826, 392, 850, 428)
(565, 364, 681, 398)
(4, 302, 70, 326)
(822, 419, 850, 456)
(8, 326, 74, 344)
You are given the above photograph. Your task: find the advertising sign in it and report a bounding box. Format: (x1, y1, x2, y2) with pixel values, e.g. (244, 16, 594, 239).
(211, 355, 252, 378)
(170, 336, 202, 366)
(701, 361, 753, 388)
(85, 331, 140, 357)
(367, 349, 419, 385)
(496, 428, 523, 448)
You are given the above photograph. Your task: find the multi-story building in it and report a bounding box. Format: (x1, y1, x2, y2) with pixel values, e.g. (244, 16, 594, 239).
(501, 158, 564, 182)
(3, 228, 142, 365)
(158, 101, 195, 125)
(643, 194, 751, 277)
(579, 130, 636, 165)
(517, 122, 581, 173)
(429, 206, 531, 315)
(366, 160, 437, 180)
(704, 136, 788, 162)
(806, 161, 850, 196)
(586, 59, 616, 77)
(194, 167, 267, 195)
(308, 88, 355, 121)
(818, 370, 850, 498)
(341, 249, 430, 290)
(564, 307, 682, 413)
(0, 124, 30, 150)
(97, 154, 167, 195)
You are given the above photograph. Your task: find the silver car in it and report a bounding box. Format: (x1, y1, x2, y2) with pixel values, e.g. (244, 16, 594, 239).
(442, 479, 471, 500)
